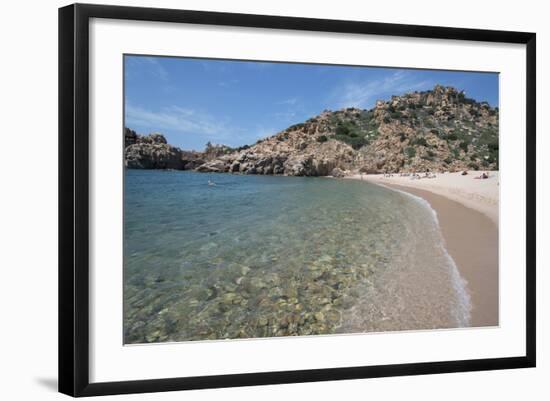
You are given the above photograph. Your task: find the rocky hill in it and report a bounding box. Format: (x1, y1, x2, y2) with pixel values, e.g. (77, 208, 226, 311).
(125, 85, 499, 176)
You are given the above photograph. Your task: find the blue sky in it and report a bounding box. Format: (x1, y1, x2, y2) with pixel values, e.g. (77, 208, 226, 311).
(125, 55, 499, 150)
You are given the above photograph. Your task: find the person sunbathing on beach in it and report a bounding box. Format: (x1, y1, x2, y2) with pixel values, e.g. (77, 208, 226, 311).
(461, 171, 468, 176)
(474, 172, 489, 180)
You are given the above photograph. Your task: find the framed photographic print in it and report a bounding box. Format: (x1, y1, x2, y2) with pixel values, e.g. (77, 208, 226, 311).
(58, 3, 536, 397)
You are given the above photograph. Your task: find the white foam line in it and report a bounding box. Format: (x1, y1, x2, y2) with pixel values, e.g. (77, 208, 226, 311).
(372, 182, 472, 327)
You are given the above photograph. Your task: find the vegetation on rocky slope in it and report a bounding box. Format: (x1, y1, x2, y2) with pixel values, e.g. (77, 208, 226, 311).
(124, 85, 498, 175)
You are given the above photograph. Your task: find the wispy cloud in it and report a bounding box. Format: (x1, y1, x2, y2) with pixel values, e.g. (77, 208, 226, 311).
(273, 111, 297, 121)
(273, 97, 307, 123)
(126, 104, 232, 141)
(277, 97, 298, 106)
(254, 125, 278, 140)
(142, 57, 169, 81)
(126, 56, 169, 81)
(200, 60, 231, 73)
(331, 71, 433, 109)
(218, 79, 240, 87)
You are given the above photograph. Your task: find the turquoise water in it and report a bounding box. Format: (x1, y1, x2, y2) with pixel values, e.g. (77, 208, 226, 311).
(124, 170, 470, 344)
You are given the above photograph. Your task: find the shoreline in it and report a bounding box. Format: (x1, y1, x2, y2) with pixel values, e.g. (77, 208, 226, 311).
(346, 172, 499, 227)
(349, 176, 499, 327)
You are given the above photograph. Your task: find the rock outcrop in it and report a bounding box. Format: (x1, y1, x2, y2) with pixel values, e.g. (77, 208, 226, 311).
(125, 131, 184, 169)
(124, 130, 232, 170)
(124, 85, 499, 175)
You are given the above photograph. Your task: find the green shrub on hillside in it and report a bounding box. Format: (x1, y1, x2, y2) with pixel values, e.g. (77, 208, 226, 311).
(334, 134, 367, 149)
(330, 120, 367, 149)
(459, 141, 469, 152)
(288, 123, 305, 131)
(391, 111, 402, 119)
(317, 135, 328, 143)
(487, 140, 499, 152)
(335, 121, 357, 136)
(410, 137, 428, 147)
(446, 132, 458, 141)
(404, 147, 416, 158)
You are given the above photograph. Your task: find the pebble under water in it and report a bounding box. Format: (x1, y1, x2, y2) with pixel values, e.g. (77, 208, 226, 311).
(124, 170, 470, 344)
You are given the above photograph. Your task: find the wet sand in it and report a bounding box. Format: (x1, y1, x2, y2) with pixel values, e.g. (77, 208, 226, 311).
(388, 184, 499, 327)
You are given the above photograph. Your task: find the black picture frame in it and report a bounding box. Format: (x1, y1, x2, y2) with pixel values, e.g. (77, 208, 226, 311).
(59, 3, 536, 397)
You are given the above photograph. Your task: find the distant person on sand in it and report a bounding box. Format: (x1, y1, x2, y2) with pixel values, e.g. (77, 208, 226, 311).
(461, 171, 468, 176)
(474, 172, 489, 180)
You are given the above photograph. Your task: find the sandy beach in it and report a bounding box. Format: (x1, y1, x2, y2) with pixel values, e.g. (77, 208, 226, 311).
(347, 171, 499, 328)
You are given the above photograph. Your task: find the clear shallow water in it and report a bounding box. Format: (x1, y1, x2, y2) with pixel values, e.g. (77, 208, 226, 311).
(124, 170, 470, 344)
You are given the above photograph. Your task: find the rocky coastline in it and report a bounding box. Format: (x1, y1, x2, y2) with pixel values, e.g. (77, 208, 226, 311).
(124, 85, 499, 176)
